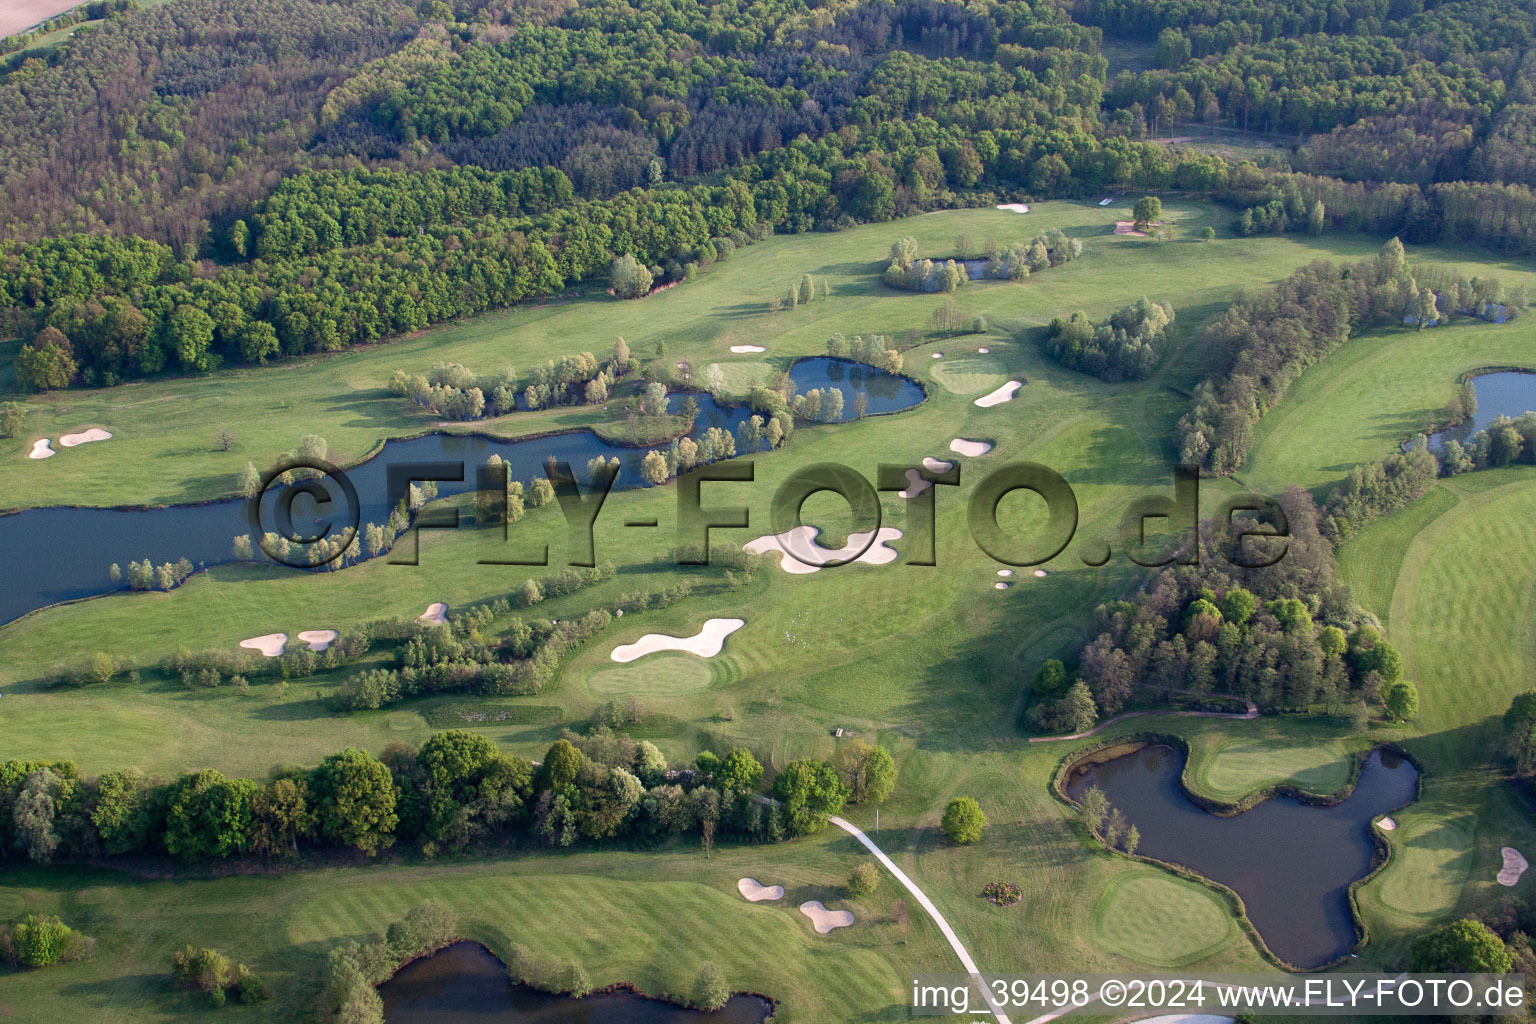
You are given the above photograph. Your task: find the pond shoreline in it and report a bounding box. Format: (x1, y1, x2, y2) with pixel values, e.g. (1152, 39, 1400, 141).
(378, 939, 778, 1023)
(1051, 734, 1424, 971)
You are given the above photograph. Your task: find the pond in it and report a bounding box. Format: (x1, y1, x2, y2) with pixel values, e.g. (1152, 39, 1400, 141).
(1065, 744, 1419, 968)
(1423, 371, 1536, 451)
(0, 357, 923, 625)
(379, 942, 773, 1024)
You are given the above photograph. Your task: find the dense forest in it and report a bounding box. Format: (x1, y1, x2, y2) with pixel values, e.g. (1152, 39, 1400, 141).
(4, 0, 1536, 389)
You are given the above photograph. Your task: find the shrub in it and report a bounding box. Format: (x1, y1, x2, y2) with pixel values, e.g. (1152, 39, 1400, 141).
(981, 881, 1022, 906)
(692, 961, 729, 1011)
(848, 861, 881, 897)
(2, 914, 91, 967)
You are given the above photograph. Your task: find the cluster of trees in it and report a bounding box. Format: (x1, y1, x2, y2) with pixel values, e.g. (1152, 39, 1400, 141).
(882, 230, 1082, 292)
(319, 900, 458, 1024)
(826, 333, 904, 375)
(1024, 488, 1419, 729)
(389, 338, 633, 420)
(0, 727, 877, 871)
(639, 426, 742, 485)
(334, 584, 637, 710)
(1503, 690, 1536, 777)
(1175, 241, 1509, 475)
(112, 556, 196, 592)
(776, 273, 826, 312)
(171, 945, 271, 1008)
(1045, 296, 1175, 381)
(1320, 445, 1439, 542)
(1438, 412, 1536, 478)
(1221, 168, 1536, 258)
(1076, 786, 1141, 857)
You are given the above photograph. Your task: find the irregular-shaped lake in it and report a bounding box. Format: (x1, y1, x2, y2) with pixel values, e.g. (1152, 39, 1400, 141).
(1424, 370, 1536, 451)
(379, 941, 773, 1023)
(0, 358, 923, 625)
(1066, 744, 1418, 968)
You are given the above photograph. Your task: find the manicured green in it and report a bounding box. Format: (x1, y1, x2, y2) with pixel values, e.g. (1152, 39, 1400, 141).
(1375, 814, 1478, 920)
(1090, 870, 1238, 966)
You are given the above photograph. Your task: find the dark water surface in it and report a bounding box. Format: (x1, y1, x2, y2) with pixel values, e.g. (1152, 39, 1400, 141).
(1425, 371, 1536, 451)
(0, 357, 922, 625)
(379, 942, 773, 1024)
(1066, 745, 1419, 967)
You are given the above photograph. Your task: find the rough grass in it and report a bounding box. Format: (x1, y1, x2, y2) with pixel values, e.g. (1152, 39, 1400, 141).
(1241, 318, 1536, 498)
(1089, 869, 1238, 966)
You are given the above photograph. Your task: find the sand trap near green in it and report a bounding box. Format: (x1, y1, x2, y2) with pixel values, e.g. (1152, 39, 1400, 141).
(744, 526, 902, 574)
(1090, 871, 1237, 966)
(239, 633, 287, 657)
(800, 900, 854, 933)
(930, 352, 1006, 395)
(1376, 816, 1475, 918)
(587, 652, 716, 696)
(610, 617, 744, 662)
(974, 380, 1022, 407)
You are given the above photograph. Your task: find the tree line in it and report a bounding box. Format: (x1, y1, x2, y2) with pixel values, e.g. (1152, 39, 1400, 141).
(0, 726, 903, 869)
(1176, 240, 1521, 476)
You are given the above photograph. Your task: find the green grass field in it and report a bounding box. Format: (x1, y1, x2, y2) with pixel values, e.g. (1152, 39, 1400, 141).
(6, 201, 1536, 1020)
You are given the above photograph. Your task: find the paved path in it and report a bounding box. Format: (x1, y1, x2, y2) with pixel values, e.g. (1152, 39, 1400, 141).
(1027, 700, 1258, 743)
(829, 815, 1013, 1024)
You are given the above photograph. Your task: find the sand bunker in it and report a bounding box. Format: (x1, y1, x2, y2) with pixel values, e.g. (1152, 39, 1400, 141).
(922, 457, 954, 474)
(745, 525, 903, 575)
(996, 203, 1030, 214)
(995, 582, 1009, 590)
(800, 901, 855, 933)
(418, 602, 448, 626)
(974, 381, 1022, 408)
(1034, 569, 1048, 577)
(1115, 220, 1162, 237)
(297, 629, 339, 652)
(730, 345, 766, 353)
(898, 469, 932, 499)
(610, 617, 744, 663)
(59, 428, 112, 447)
(28, 438, 54, 459)
(737, 878, 785, 902)
(239, 633, 288, 657)
(977, 346, 990, 353)
(1377, 817, 1397, 831)
(997, 569, 1013, 577)
(931, 352, 943, 358)
(1500, 847, 1529, 886)
(949, 438, 993, 457)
